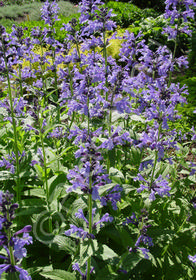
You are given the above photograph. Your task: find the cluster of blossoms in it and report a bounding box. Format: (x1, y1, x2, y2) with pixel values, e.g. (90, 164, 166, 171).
(0, 24, 34, 88)
(188, 254, 196, 263)
(0, 191, 32, 279)
(0, 97, 27, 122)
(134, 174, 171, 201)
(0, 151, 25, 174)
(72, 262, 94, 279)
(65, 208, 113, 239)
(56, 0, 196, 275)
(40, 0, 60, 27)
(0, 0, 196, 277)
(163, 0, 196, 39)
(64, 131, 121, 275)
(123, 211, 153, 260)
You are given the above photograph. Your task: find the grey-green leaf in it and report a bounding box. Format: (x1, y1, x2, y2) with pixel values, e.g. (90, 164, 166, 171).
(40, 269, 76, 280)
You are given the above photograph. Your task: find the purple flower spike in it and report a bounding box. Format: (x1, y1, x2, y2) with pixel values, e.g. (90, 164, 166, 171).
(188, 254, 196, 263)
(93, 213, 113, 228)
(163, 0, 196, 39)
(40, 0, 60, 26)
(75, 209, 89, 225)
(123, 212, 138, 226)
(72, 263, 84, 277)
(15, 266, 32, 280)
(65, 224, 95, 240)
(73, 262, 94, 278)
(129, 247, 150, 259)
(0, 191, 2, 204)
(101, 185, 123, 210)
(0, 152, 26, 174)
(14, 225, 32, 236)
(0, 264, 11, 277)
(135, 174, 171, 201)
(0, 191, 32, 279)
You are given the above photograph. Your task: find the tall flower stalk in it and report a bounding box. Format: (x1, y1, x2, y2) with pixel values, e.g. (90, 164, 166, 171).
(0, 0, 195, 277)
(0, 26, 21, 205)
(0, 191, 32, 279)
(41, 0, 61, 122)
(26, 81, 53, 235)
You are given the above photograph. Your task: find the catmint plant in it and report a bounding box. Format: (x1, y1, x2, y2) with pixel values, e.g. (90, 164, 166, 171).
(118, 0, 195, 199)
(65, 135, 120, 279)
(26, 95, 53, 235)
(40, 0, 62, 122)
(0, 25, 25, 205)
(9, 25, 28, 98)
(0, 0, 195, 278)
(0, 190, 32, 279)
(162, 0, 196, 84)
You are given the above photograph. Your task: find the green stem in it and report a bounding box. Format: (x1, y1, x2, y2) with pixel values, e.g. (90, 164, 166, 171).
(76, 41, 81, 61)
(177, 215, 188, 233)
(115, 251, 129, 272)
(7, 272, 20, 280)
(38, 108, 52, 233)
(6, 209, 19, 280)
(40, 44, 48, 107)
(69, 111, 75, 130)
(55, 140, 60, 173)
(7, 222, 15, 267)
(38, 44, 52, 233)
(40, 130, 52, 233)
(4, 57, 21, 205)
(103, 29, 108, 101)
(150, 122, 162, 188)
(52, 45, 60, 123)
(18, 64, 23, 97)
(68, 65, 73, 96)
(168, 23, 179, 87)
(68, 65, 75, 129)
(123, 117, 130, 178)
(86, 92, 92, 280)
(107, 92, 113, 173)
(87, 171, 93, 280)
(87, 96, 90, 134)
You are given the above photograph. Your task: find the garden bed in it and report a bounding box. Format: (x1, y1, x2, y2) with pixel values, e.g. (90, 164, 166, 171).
(0, 0, 196, 280)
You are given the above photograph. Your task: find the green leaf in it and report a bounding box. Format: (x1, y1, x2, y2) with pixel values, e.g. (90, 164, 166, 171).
(96, 244, 118, 260)
(80, 240, 118, 265)
(40, 269, 76, 280)
(108, 149, 116, 168)
(23, 188, 46, 198)
(80, 239, 98, 265)
(122, 253, 143, 272)
(0, 171, 13, 180)
(17, 198, 46, 216)
(109, 167, 124, 183)
(130, 114, 145, 123)
(48, 173, 67, 202)
(51, 235, 76, 254)
(96, 265, 118, 280)
(34, 164, 45, 180)
(98, 183, 118, 195)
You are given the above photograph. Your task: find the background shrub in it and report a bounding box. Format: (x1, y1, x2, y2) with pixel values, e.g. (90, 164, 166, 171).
(105, 1, 158, 28)
(131, 0, 165, 12)
(0, 1, 78, 21)
(187, 32, 196, 75)
(19, 13, 80, 43)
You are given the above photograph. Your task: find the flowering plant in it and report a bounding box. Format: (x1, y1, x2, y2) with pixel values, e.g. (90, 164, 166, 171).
(0, 0, 195, 279)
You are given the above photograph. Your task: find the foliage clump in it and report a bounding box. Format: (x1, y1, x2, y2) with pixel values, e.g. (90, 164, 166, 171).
(0, 0, 196, 280)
